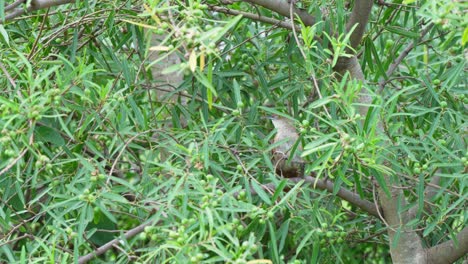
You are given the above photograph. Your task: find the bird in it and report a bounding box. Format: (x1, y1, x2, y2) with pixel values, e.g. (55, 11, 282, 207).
(270, 115, 305, 178)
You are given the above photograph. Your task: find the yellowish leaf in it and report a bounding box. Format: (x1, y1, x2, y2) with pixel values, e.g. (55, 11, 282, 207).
(143, 4, 161, 24)
(247, 260, 273, 264)
(199, 53, 205, 71)
(121, 19, 158, 30)
(423, 45, 428, 65)
(462, 26, 468, 46)
(189, 50, 197, 72)
(149, 46, 171, 51)
(341, 200, 352, 211)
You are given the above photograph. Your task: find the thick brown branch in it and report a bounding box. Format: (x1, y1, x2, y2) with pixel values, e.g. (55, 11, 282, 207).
(30, 0, 75, 9)
(336, 3, 427, 263)
(246, 176, 380, 217)
(346, 0, 373, 50)
(241, 0, 315, 26)
(377, 175, 426, 263)
(5, 0, 25, 12)
(334, 0, 373, 73)
(299, 176, 380, 217)
(1, 0, 76, 24)
(209, 5, 298, 30)
(426, 226, 468, 264)
(408, 175, 441, 218)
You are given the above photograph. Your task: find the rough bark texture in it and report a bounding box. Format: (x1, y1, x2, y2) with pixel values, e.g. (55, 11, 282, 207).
(148, 32, 184, 103)
(378, 183, 427, 264)
(426, 227, 468, 264)
(335, 1, 427, 263)
(243, 0, 315, 26)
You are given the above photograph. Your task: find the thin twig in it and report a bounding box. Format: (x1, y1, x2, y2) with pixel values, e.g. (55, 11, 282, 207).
(311, 75, 331, 118)
(0, 234, 34, 247)
(209, 5, 298, 31)
(289, 1, 307, 60)
(378, 23, 434, 92)
(28, 7, 50, 60)
(243, 175, 380, 217)
(1, 0, 75, 24)
(372, 181, 396, 232)
(5, 0, 25, 12)
(0, 61, 16, 88)
(0, 121, 35, 176)
(77, 221, 154, 264)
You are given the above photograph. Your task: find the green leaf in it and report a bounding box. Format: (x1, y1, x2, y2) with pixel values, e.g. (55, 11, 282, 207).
(337, 168, 353, 187)
(194, 69, 217, 97)
(207, 62, 213, 109)
(128, 96, 146, 129)
(302, 142, 337, 157)
(35, 126, 65, 146)
(200, 15, 242, 44)
(258, 106, 294, 120)
(95, 202, 117, 224)
(417, 173, 425, 217)
(233, 79, 241, 105)
(462, 26, 468, 46)
(374, 170, 391, 197)
(385, 26, 419, 38)
(0, 95, 18, 110)
(296, 230, 315, 254)
(364, 38, 374, 72)
(391, 227, 402, 249)
(161, 63, 183, 74)
(268, 221, 280, 263)
(0, 25, 9, 46)
(100, 192, 128, 204)
(370, 43, 387, 80)
(251, 180, 272, 205)
(274, 180, 303, 209)
(423, 218, 439, 237)
(272, 179, 288, 201)
(308, 96, 334, 109)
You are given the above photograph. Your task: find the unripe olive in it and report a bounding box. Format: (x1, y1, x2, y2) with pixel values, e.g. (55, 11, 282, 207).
(139, 232, 148, 240)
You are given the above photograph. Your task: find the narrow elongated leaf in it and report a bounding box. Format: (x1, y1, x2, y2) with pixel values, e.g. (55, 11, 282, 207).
(251, 180, 272, 205)
(302, 142, 337, 157)
(385, 26, 419, 38)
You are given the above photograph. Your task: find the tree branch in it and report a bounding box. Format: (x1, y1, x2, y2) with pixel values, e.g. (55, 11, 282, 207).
(1, 0, 76, 24)
(77, 221, 153, 264)
(5, 0, 25, 12)
(377, 176, 426, 263)
(335, 2, 427, 262)
(334, 0, 373, 73)
(408, 175, 441, 219)
(209, 5, 298, 30)
(241, 0, 315, 26)
(246, 175, 380, 218)
(346, 0, 374, 50)
(426, 226, 468, 264)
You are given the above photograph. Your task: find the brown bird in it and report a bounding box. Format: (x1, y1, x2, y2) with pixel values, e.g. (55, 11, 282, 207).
(270, 115, 305, 178)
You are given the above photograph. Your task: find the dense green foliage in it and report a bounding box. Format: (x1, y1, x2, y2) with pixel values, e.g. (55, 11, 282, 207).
(0, 0, 466, 263)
